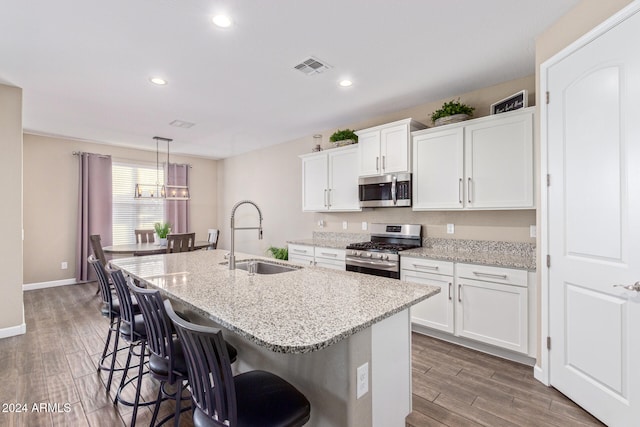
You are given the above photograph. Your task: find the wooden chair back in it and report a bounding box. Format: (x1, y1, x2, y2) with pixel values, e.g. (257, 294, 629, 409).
(135, 229, 155, 244)
(166, 233, 195, 253)
(207, 229, 219, 249)
(89, 234, 108, 266)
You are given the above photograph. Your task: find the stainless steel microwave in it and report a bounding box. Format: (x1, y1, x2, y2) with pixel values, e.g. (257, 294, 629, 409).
(358, 173, 411, 207)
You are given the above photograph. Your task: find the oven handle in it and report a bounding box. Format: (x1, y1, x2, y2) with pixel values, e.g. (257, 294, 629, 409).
(346, 257, 398, 270)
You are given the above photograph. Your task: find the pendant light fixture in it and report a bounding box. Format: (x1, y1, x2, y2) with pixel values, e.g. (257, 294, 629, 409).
(134, 136, 190, 200)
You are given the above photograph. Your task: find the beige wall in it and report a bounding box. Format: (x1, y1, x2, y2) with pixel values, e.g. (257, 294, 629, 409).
(217, 75, 537, 256)
(533, 0, 633, 364)
(23, 134, 219, 284)
(0, 83, 24, 330)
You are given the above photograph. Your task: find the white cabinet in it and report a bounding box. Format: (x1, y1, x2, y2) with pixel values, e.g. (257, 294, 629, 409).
(412, 108, 534, 210)
(288, 244, 314, 266)
(356, 119, 426, 177)
(314, 247, 346, 271)
(287, 244, 346, 270)
(401, 258, 455, 333)
(455, 263, 528, 354)
(402, 257, 532, 356)
(300, 146, 361, 212)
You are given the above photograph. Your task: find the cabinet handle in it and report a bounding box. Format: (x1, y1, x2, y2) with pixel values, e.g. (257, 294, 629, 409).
(327, 189, 331, 208)
(320, 252, 337, 257)
(293, 248, 309, 254)
(376, 156, 379, 172)
(448, 282, 452, 300)
(467, 177, 472, 203)
(382, 155, 386, 171)
(324, 189, 328, 208)
(472, 271, 508, 280)
(413, 264, 438, 271)
(458, 284, 462, 302)
(459, 178, 463, 204)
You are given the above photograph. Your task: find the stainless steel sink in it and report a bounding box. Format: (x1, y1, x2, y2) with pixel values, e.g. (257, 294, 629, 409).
(231, 260, 300, 275)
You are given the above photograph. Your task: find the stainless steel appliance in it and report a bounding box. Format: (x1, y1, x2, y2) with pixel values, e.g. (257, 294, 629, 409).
(345, 223, 421, 279)
(358, 173, 411, 208)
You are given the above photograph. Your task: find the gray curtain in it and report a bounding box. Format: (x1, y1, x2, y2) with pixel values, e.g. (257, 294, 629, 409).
(166, 163, 190, 233)
(76, 152, 112, 282)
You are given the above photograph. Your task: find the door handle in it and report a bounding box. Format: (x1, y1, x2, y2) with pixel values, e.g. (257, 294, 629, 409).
(467, 177, 472, 203)
(382, 155, 386, 171)
(458, 178, 463, 204)
(324, 189, 328, 207)
(327, 189, 331, 208)
(613, 281, 640, 292)
(458, 284, 462, 302)
(376, 156, 379, 172)
(448, 282, 452, 300)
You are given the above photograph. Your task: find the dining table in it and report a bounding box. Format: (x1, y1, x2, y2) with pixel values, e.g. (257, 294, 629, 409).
(102, 241, 213, 255)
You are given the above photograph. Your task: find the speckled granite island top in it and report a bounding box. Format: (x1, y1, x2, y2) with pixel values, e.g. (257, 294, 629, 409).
(110, 250, 438, 354)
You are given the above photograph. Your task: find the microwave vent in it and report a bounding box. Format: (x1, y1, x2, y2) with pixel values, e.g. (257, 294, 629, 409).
(294, 56, 331, 75)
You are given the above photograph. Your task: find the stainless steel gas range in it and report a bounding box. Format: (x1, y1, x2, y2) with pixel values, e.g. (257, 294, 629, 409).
(345, 223, 422, 279)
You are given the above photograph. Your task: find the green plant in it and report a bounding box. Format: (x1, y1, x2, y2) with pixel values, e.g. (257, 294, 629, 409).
(329, 129, 358, 143)
(430, 99, 475, 123)
(154, 222, 171, 238)
(266, 246, 288, 260)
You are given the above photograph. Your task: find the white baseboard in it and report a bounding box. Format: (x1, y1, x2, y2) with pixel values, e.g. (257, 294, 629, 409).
(534, 364, 549, 386)
(23, 278, 77, 291)
(0, 322, 26, 339)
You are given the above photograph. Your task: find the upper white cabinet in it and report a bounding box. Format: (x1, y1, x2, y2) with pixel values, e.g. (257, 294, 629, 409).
(300, 146, 361, 212)
(356, 119, 426, 177)
(412, 108, 534, 210)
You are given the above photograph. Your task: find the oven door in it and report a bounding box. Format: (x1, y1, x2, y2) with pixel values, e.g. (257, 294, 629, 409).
(345, 257, 400, 279)
(358, 173, 411, 208)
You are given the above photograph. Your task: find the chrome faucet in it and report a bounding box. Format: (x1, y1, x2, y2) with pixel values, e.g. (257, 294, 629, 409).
(229, 200, 263, 270)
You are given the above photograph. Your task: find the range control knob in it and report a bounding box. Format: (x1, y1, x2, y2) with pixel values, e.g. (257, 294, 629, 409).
(376, 254, 383, 259)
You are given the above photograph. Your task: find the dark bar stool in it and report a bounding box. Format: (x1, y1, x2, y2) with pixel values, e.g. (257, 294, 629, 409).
(166, 302, 311, 427)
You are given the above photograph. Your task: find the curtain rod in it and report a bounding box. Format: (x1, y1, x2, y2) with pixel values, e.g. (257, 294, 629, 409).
(72, 151, 111, 158)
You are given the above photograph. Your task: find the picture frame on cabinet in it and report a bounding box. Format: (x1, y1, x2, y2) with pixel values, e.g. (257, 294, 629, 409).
(490, 90, 528, 114)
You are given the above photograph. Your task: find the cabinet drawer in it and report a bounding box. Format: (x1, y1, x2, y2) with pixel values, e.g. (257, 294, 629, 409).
(456, 263, 527, 287)
(401, 257, 454, 276)
(288, 244, 314, 257)
(314, 247, 346, 261)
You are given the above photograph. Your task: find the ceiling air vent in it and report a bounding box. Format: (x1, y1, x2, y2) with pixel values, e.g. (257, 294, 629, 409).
(170, 119, 195, 129)
(294, 56, 331, 75)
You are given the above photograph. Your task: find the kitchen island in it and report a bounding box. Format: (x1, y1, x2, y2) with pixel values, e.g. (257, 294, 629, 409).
(110, 249, 438, 427)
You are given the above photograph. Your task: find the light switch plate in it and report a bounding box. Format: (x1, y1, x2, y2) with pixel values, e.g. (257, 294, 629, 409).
(361, 222, 367, 231)
(447, 224, 455, 234)
(356, 363, 369, 398)
(530, 225, 537, 238)
(342, 221, 348, 230)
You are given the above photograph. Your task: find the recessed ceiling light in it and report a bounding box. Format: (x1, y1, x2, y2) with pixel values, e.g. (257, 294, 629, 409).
(339, 79, 353, 87)
(150, 77, 168, 85)
(212, 14, 233, 28)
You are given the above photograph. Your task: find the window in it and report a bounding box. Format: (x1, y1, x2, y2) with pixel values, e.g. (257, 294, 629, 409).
(112, 160, 165, 245)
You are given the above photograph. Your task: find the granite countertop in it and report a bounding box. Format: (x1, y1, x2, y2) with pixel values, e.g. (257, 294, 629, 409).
(110, 249, 438, 354)
(287, 231, 369, 249)
(401, 238, 536, 271)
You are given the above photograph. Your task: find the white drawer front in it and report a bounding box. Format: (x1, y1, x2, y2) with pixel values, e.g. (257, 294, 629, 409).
(456, 263, 527, 287)
(288, 244, 314, 257)
(401, 257, 454, 276)
(314, 247, 346, 261)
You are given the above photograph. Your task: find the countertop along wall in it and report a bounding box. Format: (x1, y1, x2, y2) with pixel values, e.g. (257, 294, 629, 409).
(23, 134, 219, 285)
(217, 75, 537, 257)
(0, 83, 24, 334)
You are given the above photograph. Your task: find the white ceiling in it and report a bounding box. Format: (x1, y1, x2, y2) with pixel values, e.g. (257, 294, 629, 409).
(0, 0, 579, 159)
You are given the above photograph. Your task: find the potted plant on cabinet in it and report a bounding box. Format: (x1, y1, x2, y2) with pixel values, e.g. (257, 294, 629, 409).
(154, 222, 171, 246)
(266, 246, 288, 260)
(430, 99, 475, 126)
(329, 129, 358, 147)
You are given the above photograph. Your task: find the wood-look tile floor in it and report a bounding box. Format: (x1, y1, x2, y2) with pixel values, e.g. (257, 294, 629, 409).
(0, 283, 603, 427)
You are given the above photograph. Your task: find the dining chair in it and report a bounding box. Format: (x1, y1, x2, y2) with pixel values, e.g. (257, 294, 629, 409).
(166, 302, 311, 427)
(135, 229, 155, 244)
(89, 234, 110, 294)
(166, 233, 195, 253)
(207, 229, 219, 249)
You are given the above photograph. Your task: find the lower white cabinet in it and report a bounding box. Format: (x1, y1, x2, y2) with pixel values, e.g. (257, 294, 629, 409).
(287, 244, 346, 270)
(288, 244, 314, 266)
(402, 257, 531, 356)
(401, 258, 455, 333)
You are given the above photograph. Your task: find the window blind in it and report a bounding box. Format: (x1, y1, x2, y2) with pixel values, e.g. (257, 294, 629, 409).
(112, 160, 165, 245)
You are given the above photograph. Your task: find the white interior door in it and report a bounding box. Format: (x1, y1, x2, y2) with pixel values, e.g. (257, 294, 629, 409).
(546, 5, 640, 426)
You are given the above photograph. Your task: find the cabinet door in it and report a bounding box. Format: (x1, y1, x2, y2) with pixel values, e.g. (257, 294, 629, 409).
(413, 127, 464, 210)
(464, 111, 534, 209)
(328, 147, 361, 211)
(380, 124, 409, 174)
(315, 248, 345, 270)
(455, 278, 528, 353)
(288, 244, 315, 266)
(357, 130, 381, 177)
(402, 269, 454, 333)
(301, 154, 328, 211)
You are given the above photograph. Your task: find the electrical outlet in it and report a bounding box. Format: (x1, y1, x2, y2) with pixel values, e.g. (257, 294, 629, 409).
(361, 222, 368, 231)
(356, 363, 369, 398)
(342, 221, 348, 230)
(530, 225, 537, 238)
(61, 261, 68, 270)
(317, 220, 325, 228)
(447, 224, 455, 234)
